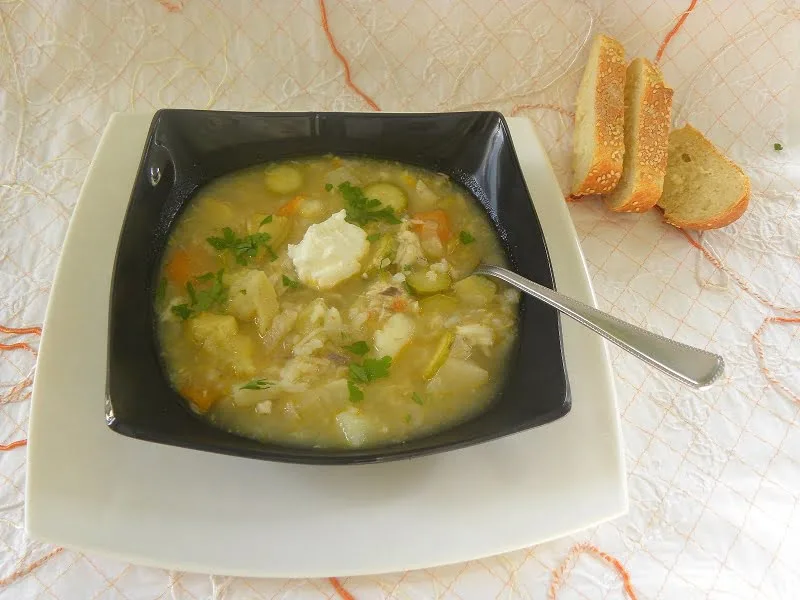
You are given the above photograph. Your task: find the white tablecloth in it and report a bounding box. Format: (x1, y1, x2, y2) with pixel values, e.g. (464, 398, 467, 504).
(1, 1, 799, 598)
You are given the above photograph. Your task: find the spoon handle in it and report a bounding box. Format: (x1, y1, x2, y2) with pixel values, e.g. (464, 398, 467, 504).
(474, 264, 724, 389)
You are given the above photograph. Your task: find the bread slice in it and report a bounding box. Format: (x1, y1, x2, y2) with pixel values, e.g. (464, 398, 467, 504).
(604, 58, 673, 212)
(657, 125, 750, 230)
(571, 34, 626, 196)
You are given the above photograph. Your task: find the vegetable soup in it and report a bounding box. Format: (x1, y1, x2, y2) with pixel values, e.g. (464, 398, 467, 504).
(156, 156, 519, 448)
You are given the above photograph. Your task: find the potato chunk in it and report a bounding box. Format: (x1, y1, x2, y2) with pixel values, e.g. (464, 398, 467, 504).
(427, 357, 489, 395)
(373, 313, 415, 359)
(188, 312, 255, 375)
(226, 270, 279, 334)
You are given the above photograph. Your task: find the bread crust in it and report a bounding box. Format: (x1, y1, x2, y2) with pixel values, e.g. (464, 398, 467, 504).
(659, 124, 750, 230)
(662, 181, 750, 230)
(571, 35, 626, 196)
(607, 59, 673, 213)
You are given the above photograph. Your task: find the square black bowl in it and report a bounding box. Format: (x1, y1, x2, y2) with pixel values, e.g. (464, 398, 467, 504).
(107, 109, 569, 465)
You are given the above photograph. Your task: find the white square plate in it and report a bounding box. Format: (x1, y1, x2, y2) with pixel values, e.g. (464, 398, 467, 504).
(25, 114, 626, 577)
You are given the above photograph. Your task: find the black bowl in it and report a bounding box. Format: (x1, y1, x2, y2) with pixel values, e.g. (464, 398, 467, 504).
(107, 109, 569, 464)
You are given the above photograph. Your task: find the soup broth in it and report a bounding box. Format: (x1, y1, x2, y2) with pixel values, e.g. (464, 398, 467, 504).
(156, 156, 519, 448)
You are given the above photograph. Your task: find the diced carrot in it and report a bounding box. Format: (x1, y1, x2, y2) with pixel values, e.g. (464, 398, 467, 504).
(180, 385, 218, 413)
(412, 210, 452, 243)
(277, 195, 304, 216)
(165, 249, 193, 286)
(391, 297, 407, 312)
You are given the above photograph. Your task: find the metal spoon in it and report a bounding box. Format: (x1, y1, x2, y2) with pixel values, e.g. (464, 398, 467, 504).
(474, 264, 724, 389)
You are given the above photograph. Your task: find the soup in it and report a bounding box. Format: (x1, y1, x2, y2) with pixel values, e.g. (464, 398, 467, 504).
(156, 156, 519, 448)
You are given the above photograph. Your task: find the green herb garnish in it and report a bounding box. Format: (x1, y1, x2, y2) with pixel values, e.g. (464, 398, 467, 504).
(169, 270, 228, 320)
(207, 227, 272, 266)
(405, 414, 412, 424)
(337, 181, 401, 226)
(361, 356, 392, 381)
(325, 183, 333, 192)
(260, 215, 273, 225)
(240, 378, 274, 390)
(412, 392, 424, 405)
(344, 341, 369, 356)
(345, 355, 392, 402)
(774, 142, 784, 151)
(347, 380, 364, 403)
(366, 233, 382, 242)
(171, 304, 193, 320)
(239, 289, 247, 295)
(282, 275, 300, 288)
(459, 230, 475, 245)
(156, 277, 167, 304)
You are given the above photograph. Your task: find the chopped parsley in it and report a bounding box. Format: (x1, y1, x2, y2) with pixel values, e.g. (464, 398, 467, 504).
(282, 275, 300, 288)
(337, 181, 401, 226)
(347, 380, 364, 402)
(171, 304, 193, 320)
(170, 269, 227, 320)
(774, 142, 784, 151)
(412, 392, 424, 405)
(206, 227, 274, 266)
(325, 183, 333, 192)
(260, 215, 273, 225)
(459, 230, 475, 245)
(155, 277, 167, 304)
(405, 414, 412, 424)
(346, 355, 392, 403)
(344, 340, 369, 356)
(240, 378, 274, 390)
(366, 232, 382, 242)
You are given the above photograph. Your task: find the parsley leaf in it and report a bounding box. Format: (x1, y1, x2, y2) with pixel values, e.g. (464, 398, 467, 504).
(412, 392, 424, 405)
(207, 228, 272, 266)
(405, 413, 412, 424)
(192, 269, 227, 312)
(282, 275, 300, 288)
(155, 277, 167, 304)
(459, 230, 475, 245)
(366, 232, 382, 242)
(348, 362, 370, 384)
(347, 380, 364, 403)
(362, 356, 392, 380)
(169, 270, 228, 320)
(240, 378, 274, 391)
(325, 183, 333, 192)
(260, 215, 273, 225)
(344, 340, 369, 356)
(337, 181, 401, 226)
(171, 304, 193, 320)
(774, 142, 784, 151)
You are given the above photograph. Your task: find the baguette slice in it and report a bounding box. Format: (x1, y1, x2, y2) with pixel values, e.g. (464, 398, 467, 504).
(604, 58, 673, 212)
(657, 125, 750, 230)
(571, 34, 626, 196)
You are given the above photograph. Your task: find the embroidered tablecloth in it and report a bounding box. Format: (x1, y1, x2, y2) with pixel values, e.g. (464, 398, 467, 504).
(1, 1, 799, 598)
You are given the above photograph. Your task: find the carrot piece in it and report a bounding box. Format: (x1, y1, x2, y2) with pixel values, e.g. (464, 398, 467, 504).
(165, 249, 193, 286)
(277, 195, 304, 216)
(180, 385, 218, 413)
(412, 210, 452, 243)
(391, 297, 407, 312)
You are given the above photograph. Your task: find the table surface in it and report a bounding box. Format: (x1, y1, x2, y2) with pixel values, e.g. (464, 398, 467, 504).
(1, 1, 798, 599)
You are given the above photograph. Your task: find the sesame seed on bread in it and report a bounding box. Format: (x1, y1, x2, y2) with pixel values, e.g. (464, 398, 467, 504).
(604, 58, 673, 213)
(571, 34, 626, 197)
